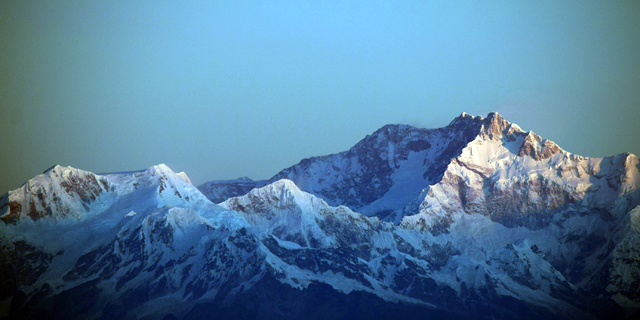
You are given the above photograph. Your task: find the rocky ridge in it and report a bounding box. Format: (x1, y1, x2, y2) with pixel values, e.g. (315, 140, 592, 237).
(1, 113, 639, 319)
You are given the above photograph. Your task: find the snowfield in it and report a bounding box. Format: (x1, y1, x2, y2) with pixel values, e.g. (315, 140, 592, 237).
(2, 112, 639, 319)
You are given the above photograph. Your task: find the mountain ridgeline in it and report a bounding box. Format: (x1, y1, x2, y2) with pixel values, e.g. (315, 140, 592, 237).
(1, 112, 639, 319)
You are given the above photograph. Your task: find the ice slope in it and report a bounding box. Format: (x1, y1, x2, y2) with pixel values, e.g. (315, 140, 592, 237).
(2, 112, 640, 319)
(391, 113, 640, 308)
(0, 167, 463, 319)
(221, 179, 601, 319)
(267, 119, 484, 219)
(401, 113, 640, 230)
(201, 112, 640, 229)
(200, 114, 485, 218)
(0, 165, 114, 222)
(198, 112, 640, 316)
(0, 164, 257, 319)
(1, 165, 604, 319)
(220, 179, 342, 248)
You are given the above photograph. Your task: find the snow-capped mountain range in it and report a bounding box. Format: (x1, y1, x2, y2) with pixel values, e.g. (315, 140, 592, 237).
(1, 112, 639, 319)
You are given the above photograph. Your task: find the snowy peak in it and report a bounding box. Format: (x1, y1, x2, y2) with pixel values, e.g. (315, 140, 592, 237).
(470, 112, 561, 160)
(449, 111, 522, 144)
(248, 179, 311, 205)
(265, 117, 483, 214)
(479, 112, 514, 140)
(104, 163, 211, 208)
(221, 179, 384, 252)
(403, 115, 640, 232)
(517, 131, 562, 160)
(201, 112, 637, 228)
(176, 172, 192, 185)
(349, 123, 437, 168)
(592, 152, 640, 200)
(447, 111, 484, 128)
(0, 165, 113, 223)
(3, 115, 640, 320)
(220, 179, 326, 217)
(220, 179, 337, 247)
(262, 178, 303, 193)
(144, 163, 175, 177)
(365, 124, 423, 148)
(199, 112, 570, 219)
(0, 164, 210, 224)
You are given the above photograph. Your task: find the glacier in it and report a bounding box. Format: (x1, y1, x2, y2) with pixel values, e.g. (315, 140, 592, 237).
(1, 112, 639, 319)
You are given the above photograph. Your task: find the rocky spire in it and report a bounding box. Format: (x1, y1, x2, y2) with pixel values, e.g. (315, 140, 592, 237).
(479, 112, 510, 140)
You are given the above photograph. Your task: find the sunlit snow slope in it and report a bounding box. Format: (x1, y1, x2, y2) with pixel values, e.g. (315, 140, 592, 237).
(2, 112, 639, 319)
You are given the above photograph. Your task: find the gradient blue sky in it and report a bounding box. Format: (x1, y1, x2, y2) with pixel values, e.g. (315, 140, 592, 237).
(2, 1, 640, 194)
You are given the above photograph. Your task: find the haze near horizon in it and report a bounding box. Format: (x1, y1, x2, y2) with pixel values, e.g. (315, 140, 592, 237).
(1, 0, 640, 194)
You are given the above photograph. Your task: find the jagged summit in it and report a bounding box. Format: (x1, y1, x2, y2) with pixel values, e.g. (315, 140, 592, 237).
(0, 165, 113, 223)
(43, 164, 62, 174)
(221, 178, 327, 215)
(368, 123, 417, 140)
(1, 163, 207, 224)
(267, 178, 301, 191)
(201, 112, 638, 227)
(446, 112, 528, 141)
(144, 163, 175, 176)
(479, 112, 516, 140)
(3, 112, 640, 319)
(447, 112, 526, 142)
(516, 130, 562, 160)
(447, 111, 484, 127)
(265, 112, 564, 217)
(41, 164, 92, 179)
(220, 178, 379, 249)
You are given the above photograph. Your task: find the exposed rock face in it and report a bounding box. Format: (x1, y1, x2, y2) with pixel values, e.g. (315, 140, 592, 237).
(479, 112, 513, 140)
(518, 132, 561, 160)
(2, 113, 640, 319)
(219, 181, 600, 319)
(201, 113, 487, 219)
(198, 178, 267, 204)
(0, 240, 54, 302)
(201, 112, 637, 229)
(0, 165, 113, 223)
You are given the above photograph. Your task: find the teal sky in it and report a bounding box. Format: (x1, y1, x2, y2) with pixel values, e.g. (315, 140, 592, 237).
(2, 1, 640, 194)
